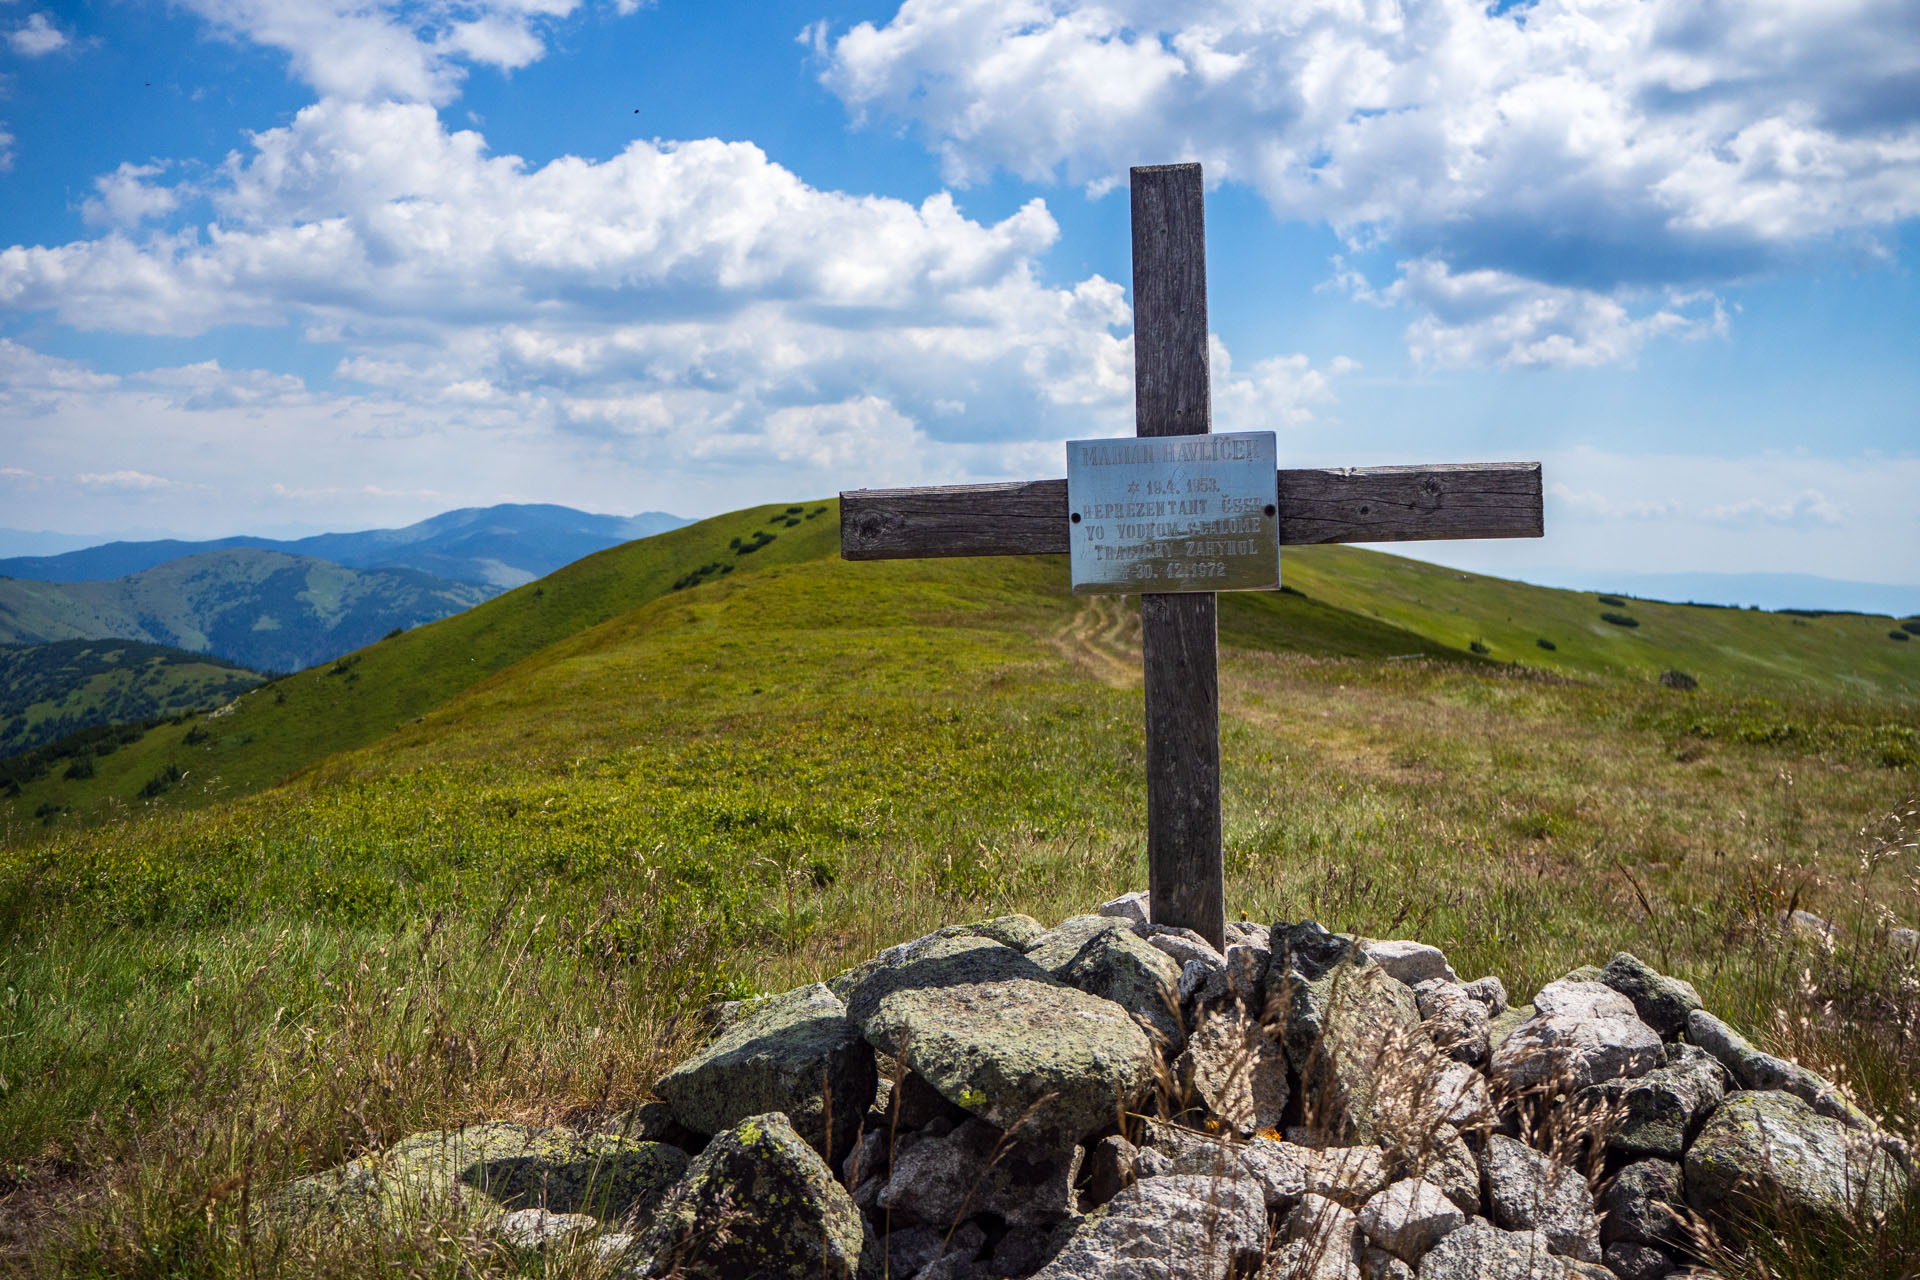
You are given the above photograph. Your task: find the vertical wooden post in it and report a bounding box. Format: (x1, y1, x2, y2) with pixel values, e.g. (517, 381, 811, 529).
(1131, 163, 1225, 950)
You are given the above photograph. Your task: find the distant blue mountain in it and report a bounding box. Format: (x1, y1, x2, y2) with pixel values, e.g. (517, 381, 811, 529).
(1514, 568, 1919, 617)
(0, 504, 691, 589)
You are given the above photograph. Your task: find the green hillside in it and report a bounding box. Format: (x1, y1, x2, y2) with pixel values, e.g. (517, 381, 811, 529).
(5, 505, 1916, 838)
(0, 639, 264, 759)
(0, 548, 491, 673)
(0, 500, 1915, 1277)
(1280, 546, 1920, 701)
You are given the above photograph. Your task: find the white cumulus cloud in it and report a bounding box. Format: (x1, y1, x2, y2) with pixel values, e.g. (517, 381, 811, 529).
(820, 0, 1920, 367)
(175, 0, 587, 104)
(7, 10, 67, 56)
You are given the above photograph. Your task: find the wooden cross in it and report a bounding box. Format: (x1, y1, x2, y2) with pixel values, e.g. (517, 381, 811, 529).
(839, 164, 1543, 950)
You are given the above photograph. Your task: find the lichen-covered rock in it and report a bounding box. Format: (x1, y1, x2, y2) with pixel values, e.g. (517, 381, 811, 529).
(636, 1112, 868, 1280)
(1488, 982, 1661, 1095)
(1487, 1004, 1533, 1054)
(1684, 1089, 1910, 1235)
(1597, 1159, 1683, 1247)
(1025, 914, 1130, 972)
(1414, 1220, 1578, 1279)
(1356, 1178, 1465, 1263)
(1058, 925, 1185, 1050)
(1031, 1173, 1265, 1280)
(847, 934, 1156, 1143)
(969, 913, 1049, 950)
(1177, 1001, 1289, 1134)
(1598, 955, 1701, 1040)
(274, 1122, 689, 1228)
(1580, 1042, 1726, 1160)
(653, 981, 874, 1162)
(1413, 980, 1492, 1066)
(1097, 891, 1151, 924)
(1482, 1135, 1602, 1263)
(1361, 941, 1459, 987)
(1269, 922, 1426, 1144)
(878, 1117, 1082, 1226)
(1685, 1009, 1872, 1130)
(1080, 1133, 1140, 1208)
(1360, 1244, 1415, 1280)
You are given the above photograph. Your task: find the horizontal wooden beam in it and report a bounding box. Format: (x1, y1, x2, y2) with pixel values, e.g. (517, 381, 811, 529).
(841, 461, 1542, 560)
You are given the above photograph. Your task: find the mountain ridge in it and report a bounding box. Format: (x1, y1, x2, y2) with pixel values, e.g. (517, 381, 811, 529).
(0, 503, 691, 588)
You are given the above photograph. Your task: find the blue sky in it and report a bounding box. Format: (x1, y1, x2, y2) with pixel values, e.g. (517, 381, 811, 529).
(0, 0, 1915, 603)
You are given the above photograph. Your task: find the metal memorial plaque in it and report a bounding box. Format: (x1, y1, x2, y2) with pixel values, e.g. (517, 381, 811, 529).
(1066, 431, 1280, 595)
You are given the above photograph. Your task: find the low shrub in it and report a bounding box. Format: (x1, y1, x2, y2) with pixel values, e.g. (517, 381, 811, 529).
(1597, 594, 1627, 607)
(1469, 640, 1490, 655)
(1535, 638, 1557, 651)
(63, 756, 95, 780)
(1893, 631, 1912, 643)
(139, 763, 185, 798)
(1660, 670, 1699, 691)
(1601, 612, 1640, 628)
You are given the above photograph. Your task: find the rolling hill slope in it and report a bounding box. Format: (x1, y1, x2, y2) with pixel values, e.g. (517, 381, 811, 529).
(0, 549, 491, 673)
(2, 502, 1914, 837)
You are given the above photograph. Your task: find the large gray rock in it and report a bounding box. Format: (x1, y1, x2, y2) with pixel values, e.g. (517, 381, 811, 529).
(1414, 1220, 1581, 1279)
(1598, 955, 1701, 1039)
(1097, 891, 1151, 924)
(274, 1122, 689, 1228)
(1488, 982, 1661, 1095)
(653, 981, 874, 1162)
(1356, 1178, 1465, 1263)
(877, 1117, 1081, 1226)
(1234, 1138, 1393, 1210)
(1684, 1089, 1910, 1235)
(1030, 1173, 1265, 1280)
(1024, 914, 1130, 972)
(1287, 1192, 1361, 1258)
(1601, 1240, 1674, 1280)
(846, 934, 1157, 1143)
(1058, 925, 1185, 1051)
(636, 1112, 868, 1280)
(1177, 1001, 1290, 1134)
(1579, 1042, 1726, 1160)
(1596, 1159, 1683, 1248)
(1393, 1126, 1479, 1216)
(1413, 980, 1492, 1066)
(1269, 922, 1427, 1144)
(1361, 940, 1459, 987)
(1265, 1237, 1362, 1280)
(1482, 1135, 1602, 1263)
(1685, 1009, 1873, 1130)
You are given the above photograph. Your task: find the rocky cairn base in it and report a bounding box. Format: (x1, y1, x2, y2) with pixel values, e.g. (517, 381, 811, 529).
(278, 895, 1912, 1278)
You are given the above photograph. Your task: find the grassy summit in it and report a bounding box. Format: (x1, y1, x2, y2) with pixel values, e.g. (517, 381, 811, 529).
(0, 501, 1913, 1276)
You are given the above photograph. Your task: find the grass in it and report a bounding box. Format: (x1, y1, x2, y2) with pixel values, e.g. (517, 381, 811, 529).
(0, 507, 1914, 1275)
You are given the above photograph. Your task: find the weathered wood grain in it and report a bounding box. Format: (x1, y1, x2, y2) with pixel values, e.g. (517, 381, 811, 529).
(839, 462, 1542, 559)
(1141, 591, 1224, 950)
(1131, 164, 1225, 949)
(1132, 164, 1210, 439)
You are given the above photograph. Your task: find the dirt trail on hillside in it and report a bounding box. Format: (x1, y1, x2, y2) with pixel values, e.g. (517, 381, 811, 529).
(1051, 595, 1142, 688)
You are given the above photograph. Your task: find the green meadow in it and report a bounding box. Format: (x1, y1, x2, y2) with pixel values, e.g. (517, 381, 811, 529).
(0, 501, 1914, 1276)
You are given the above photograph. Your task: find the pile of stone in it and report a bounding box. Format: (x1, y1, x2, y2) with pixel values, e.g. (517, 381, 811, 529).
(277, 895, 1913, 1278)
